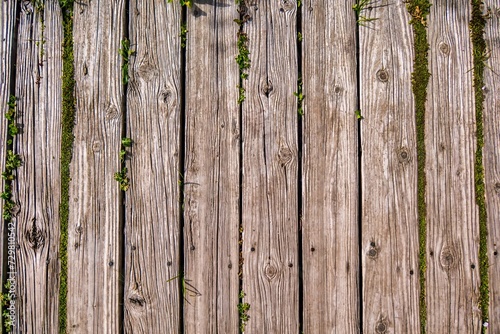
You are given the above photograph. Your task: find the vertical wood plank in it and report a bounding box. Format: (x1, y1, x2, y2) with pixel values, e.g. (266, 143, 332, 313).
(67, 0, 125, 332)
(124, 1, 181, 332)
(0, 3, 17, 320)
(301, 0, 359, 332)
(241, 1, 299, 332)
(183, 2, 240, 333)
(14, 1, 62, 332)
(483, 2, 500, 332)
(426, 2, 480, 332)
(360, 1, 420, 333)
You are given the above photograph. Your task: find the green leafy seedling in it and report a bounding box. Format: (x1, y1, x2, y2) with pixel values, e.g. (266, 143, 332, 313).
(355, 109, 364, 120)
(294, 77, 305, 116)
(238, 291, 250, 332)
(352, 0, 379, 26)
(121, 137, 133, 147)
(167, 273, 201, 304)
(119, 39, 136, 85)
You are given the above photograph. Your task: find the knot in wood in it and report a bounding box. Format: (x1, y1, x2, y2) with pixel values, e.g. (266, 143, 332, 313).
(375, 319, 388, 333)
(376, 69, 389, 82)
(398, 147, 411, 163)
(137, 57, 158, 82)
(261, 81, 273, 96)
(333, 85, 343, 95)
(439, 42, 450, 56)
(494, 182, 500, 195)
(440, 246, 456, 269)
(159, 88, 175, 107)
(367, 245, 378, 259)
(280, 0, 294, 11)
(26, 220, 45, 250)
(264, 262, 279, 281)
(129, 293, 145, 307)
(105, 105, 120, 120)
(278, 146, 293, 167)
(92, 140, 102, 153)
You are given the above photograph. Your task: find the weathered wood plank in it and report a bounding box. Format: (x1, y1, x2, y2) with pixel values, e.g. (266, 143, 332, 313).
(14, 1, 62, 332)
(241, 1, 299, 332)
(360, 1, 420, 332)
(426, 2, 481, 332)
(0, 2, 17, 333)
(124, 1, 181, 332)
(483, 2, 500, 332)
(183, 2, 240, 333)
(67, 0, 125, 332)
(301, 0, 359, 332)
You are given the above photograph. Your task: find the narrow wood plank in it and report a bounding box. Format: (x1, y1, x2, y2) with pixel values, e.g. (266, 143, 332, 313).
(67, 0, 125, 332)
(183, 2, 240, 333)
(360, 1, 420, 332)
(301, 0, 359, 332)
(426, 2, 481, 332)
(124, 1, 181, 332)
(241, 1, 299, 332)
(0, 0, 17, 314)
(483, 2, 500, 332)
(14, 1, 62, 332)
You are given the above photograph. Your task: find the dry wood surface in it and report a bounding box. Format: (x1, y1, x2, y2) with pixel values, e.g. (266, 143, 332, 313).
(426, 1, 481, 332)
(14, 1, 62, 332)
(241, 1, 299, 333)
(301, 0, 359, 332)
(484, 1, 500, 332)
(360, 1, 420, 333)
(183, 1, 240, 333)
(67, 0, 125, 332)
(123, 1, 182, 332)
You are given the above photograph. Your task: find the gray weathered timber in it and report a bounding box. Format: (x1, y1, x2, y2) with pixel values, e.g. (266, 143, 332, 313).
(183, 2, 240, 333)
(67, 0, 125, 332)
(14, 1, 62, 332)
(301, 0, 359, 332)
(0, 4, 16, 331)
(360, 2, 420, 333)
(426, 2, 480, 332)
(241, 1, 299, 332)
(484, 2, 500, 332)
(124, 1, 181, 332)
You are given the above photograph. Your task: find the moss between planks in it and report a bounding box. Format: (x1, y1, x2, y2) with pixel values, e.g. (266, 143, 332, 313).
(406, 1, 430, 332)
(470, 0, 489, 331)
(59, 1, 75, 333)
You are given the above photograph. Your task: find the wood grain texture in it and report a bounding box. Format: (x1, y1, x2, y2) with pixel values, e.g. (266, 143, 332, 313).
(483, 2, 500, 332)
(360, 1, 420, 333)
(14, 1, 62, 332)
(426, 1, 481, 332)
(124, 1, 181, 332)
(67, 0, 125, 332)
(183, 1, 240, 333)
(301, 0, 359, 332)
(241, 1, 299, 332)
(0, 4, 17, 327)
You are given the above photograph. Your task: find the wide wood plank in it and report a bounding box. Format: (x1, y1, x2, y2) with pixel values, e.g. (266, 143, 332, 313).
(14, 1, 62, 332)
(67, 0, 125, 332)
(360, 1, 420, 332)
(0, 4, 17, 328)
(426, 2, 480, 332)
(241, 1, 299, 332)
(124, 1, 181, 332)
(301, 0, 359, 332)
(183, 1, 240, 333)
(483, 2, 500, 332)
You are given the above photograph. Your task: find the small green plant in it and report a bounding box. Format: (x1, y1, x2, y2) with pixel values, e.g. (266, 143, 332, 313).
(297, 32, 303, 42)
(115, 137, 133, 191)
(1, 281, 13, 332)
(238, 290, 250, 332)
(235, 10, 251, 103)
(294, 77, 305, 116)
(352, 0, 379, 26)
(167, 273, 201, 304)
(119, 38, 135, 85)
(355, 109, 364, 120)
(180, 22, 188, 48)
(297, 0, 302, 7)
(167, 0, 192, 7)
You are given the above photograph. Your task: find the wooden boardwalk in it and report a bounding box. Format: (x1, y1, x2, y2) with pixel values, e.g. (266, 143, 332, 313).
(0, 0, 499, 333)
